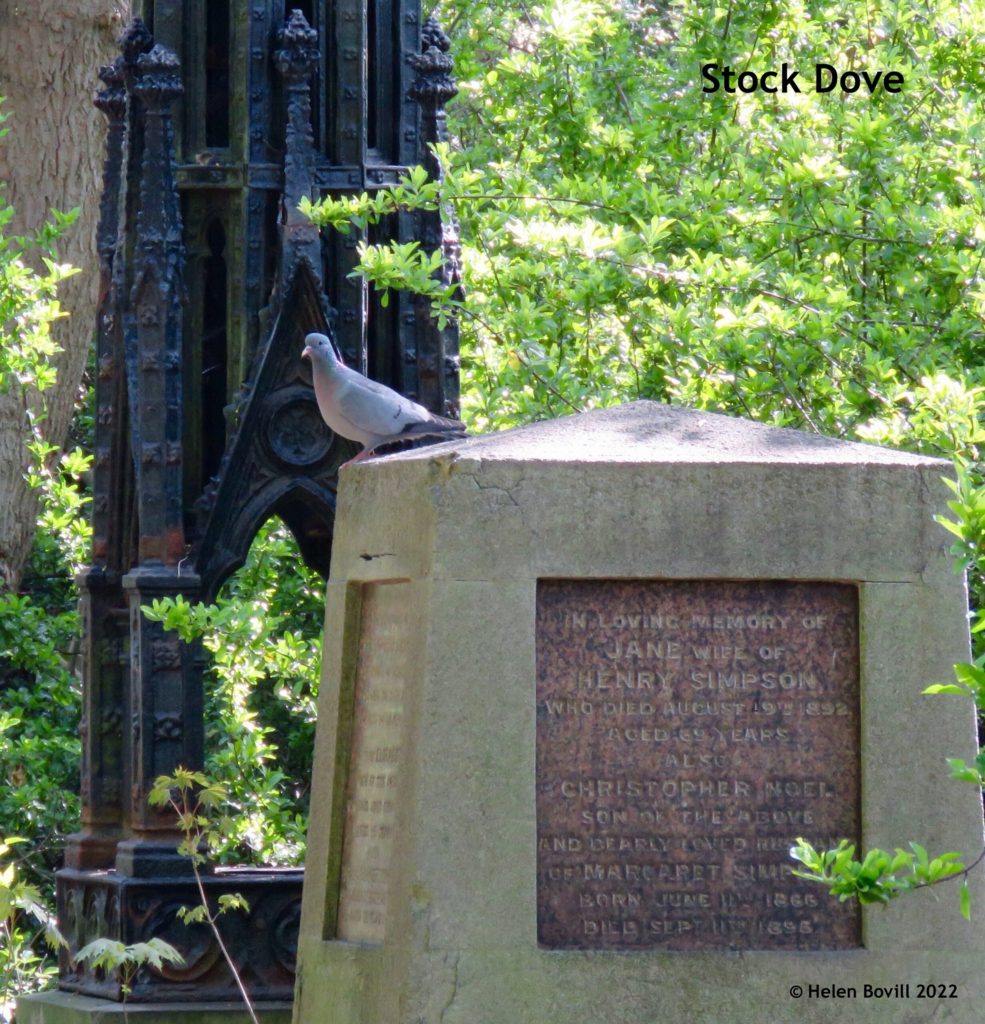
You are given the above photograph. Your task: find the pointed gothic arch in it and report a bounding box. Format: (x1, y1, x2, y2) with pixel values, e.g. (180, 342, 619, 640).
(193, 259, 355, 599)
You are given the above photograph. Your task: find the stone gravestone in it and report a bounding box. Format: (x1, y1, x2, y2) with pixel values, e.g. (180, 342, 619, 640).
(294, 401, 985, 1024)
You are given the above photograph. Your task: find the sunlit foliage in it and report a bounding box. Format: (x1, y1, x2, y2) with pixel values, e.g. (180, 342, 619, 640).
(309, 0, 985, 459)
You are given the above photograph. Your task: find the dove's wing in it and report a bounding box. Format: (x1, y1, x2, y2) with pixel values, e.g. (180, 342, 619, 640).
(333, 363, 434, 439)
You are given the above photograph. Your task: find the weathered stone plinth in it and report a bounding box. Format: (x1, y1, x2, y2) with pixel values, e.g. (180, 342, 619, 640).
(294, 401, 985, 1024)
(55, 868, 301, 1003)
(17, 992, 290, 1024)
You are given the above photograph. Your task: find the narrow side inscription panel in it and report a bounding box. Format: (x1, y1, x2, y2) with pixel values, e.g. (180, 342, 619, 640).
(336, 582, 412, 944)
(536, 579, 861, 951)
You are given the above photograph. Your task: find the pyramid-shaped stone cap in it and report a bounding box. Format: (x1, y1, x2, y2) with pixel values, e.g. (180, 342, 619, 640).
(382, 400, 945, 466)
(338, 399, 955, 587)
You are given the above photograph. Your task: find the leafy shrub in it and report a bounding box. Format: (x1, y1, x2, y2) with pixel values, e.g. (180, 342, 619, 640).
(0, 837, 64, 1022)
(142, 519, 324, 866)
(307, 0, 985, 451)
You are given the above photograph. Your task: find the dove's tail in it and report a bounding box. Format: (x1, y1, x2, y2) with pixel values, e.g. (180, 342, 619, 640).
(408, 413, 467, 435)
(369, 422, 468, 458)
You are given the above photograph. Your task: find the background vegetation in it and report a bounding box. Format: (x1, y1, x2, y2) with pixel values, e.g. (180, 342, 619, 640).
(3, 0, 985, 1012)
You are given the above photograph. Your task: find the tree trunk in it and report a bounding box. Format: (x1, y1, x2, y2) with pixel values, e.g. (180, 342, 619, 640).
(0, 1, 128, 590)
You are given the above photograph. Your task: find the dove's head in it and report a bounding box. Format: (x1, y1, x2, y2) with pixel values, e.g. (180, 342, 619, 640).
(301, 332, 338, 366)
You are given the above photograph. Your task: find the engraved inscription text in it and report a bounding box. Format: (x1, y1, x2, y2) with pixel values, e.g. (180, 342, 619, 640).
(536, 580, 860, 951)
(337, 582, 411, 943)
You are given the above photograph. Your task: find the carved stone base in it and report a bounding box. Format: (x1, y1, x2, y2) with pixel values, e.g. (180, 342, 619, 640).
(57, 867, 302, 1003)
(17, 991, 291, 1023)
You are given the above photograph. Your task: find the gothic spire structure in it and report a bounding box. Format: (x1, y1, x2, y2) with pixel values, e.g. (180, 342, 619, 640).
(59, 1, 460, 1004)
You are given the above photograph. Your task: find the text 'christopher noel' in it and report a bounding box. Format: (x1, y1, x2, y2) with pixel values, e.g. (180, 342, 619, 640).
(701, 63, 904, 95)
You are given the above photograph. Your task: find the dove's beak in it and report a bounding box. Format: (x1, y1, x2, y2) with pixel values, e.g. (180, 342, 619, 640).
(301, 346, 312, 360)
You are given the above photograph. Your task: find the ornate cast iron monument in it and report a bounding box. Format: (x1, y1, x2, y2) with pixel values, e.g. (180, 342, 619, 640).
(60, 0, 459, 1003)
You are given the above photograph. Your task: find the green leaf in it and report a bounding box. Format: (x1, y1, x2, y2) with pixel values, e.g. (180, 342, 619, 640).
(217, 893, 251, 914)
(177, 905, 208, 925)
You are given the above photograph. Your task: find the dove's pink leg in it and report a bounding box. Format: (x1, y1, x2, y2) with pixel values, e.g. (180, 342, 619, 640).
(340, 448, 375, 468)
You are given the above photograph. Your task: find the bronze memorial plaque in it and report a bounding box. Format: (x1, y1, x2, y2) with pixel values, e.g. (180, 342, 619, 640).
(536, 580, 860, 951)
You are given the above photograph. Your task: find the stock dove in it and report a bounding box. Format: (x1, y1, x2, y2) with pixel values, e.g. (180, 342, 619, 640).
(302, 332, 466, 459)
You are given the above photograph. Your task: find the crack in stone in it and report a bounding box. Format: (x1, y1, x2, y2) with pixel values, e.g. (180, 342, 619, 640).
(459, 468, 527, 515)
(465, 470, 523, 506)
(437, 951, 461, 1024)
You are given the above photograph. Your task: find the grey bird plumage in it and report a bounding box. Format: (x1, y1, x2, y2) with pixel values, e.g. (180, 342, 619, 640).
(302, 332, 466, 457)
